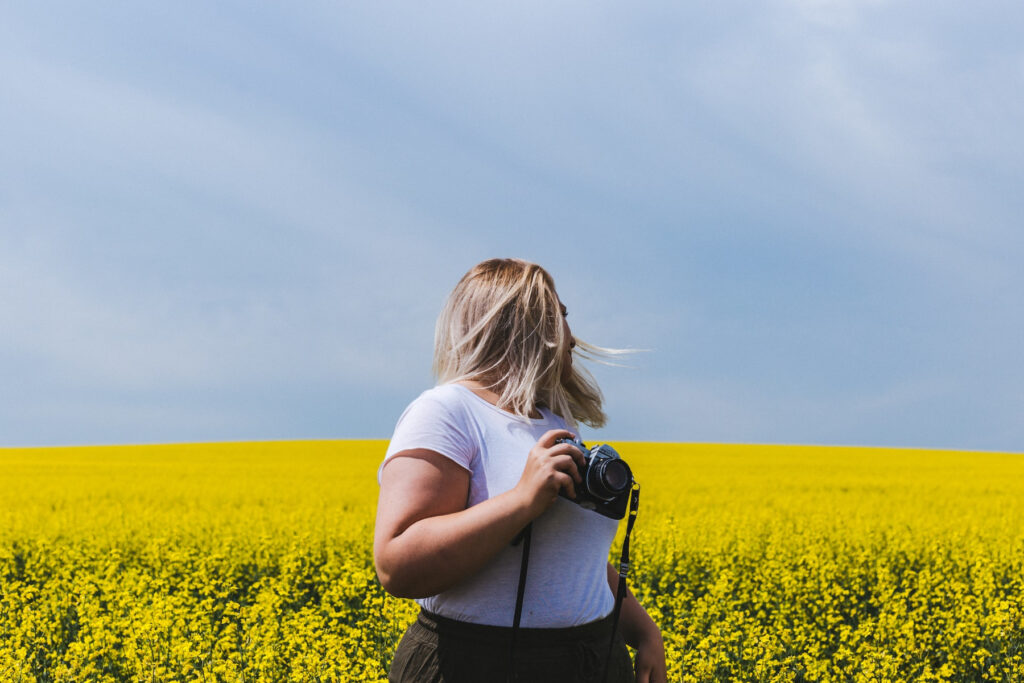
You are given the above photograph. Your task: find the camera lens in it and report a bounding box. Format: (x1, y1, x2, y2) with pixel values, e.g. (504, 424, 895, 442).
(602, 460, 630, 492)
(587, 458, 632, 500)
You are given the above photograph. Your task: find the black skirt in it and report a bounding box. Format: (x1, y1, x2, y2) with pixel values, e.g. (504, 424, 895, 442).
(388, 609, 635, 683)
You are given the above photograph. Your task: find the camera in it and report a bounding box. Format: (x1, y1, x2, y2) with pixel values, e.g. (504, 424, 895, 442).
(555, 437, 634, 520)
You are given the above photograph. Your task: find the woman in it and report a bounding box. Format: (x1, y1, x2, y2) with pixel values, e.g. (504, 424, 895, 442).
(374, 258, 667, 682)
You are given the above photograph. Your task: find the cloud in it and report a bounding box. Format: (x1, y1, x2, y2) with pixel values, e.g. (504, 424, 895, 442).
(1, 1, 1022, 449)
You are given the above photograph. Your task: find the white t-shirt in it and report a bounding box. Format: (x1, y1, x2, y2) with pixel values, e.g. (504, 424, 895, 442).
(380, 382, 618, 628)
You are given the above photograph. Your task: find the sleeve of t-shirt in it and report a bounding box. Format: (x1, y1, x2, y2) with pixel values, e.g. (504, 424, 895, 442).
(380, 392, 476, 480)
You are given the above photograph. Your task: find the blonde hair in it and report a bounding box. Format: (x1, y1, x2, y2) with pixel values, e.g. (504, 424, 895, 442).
(433, 258, 621, 428)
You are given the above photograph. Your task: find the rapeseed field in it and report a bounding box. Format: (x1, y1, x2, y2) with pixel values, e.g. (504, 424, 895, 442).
(1, 441, 1022, 681)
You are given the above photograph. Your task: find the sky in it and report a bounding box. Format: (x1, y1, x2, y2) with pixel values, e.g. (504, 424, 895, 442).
(1, 1, 1022, 451)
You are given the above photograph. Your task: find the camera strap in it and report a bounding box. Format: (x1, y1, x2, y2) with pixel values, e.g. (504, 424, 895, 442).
(507, 483, 640, 683)
(605, 483, 640, 679)
(508, 522, 532, 682)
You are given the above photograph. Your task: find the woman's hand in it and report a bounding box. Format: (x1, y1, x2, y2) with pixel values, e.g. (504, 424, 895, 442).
(512, 429, 586, 519)
(633, 627, 667, 683)
(607, 563, 668, 683)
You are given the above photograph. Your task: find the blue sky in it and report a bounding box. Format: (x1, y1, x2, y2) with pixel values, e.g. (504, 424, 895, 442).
(2, 2, 1022, 450)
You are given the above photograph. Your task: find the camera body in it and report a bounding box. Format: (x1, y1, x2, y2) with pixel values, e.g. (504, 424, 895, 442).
(556, 437, 634, 520)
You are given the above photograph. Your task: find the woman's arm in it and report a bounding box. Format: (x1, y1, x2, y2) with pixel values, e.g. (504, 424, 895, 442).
(373, 429, 584, 598)
(607, 563, 667, 683)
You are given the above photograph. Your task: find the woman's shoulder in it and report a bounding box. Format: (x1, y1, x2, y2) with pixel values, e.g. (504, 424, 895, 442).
(409, 383, 467, 409)
(386, 384, 480, 466)
(397, 383, 474, 424)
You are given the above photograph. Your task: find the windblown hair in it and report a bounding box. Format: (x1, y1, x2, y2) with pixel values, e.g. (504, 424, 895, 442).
(433, 258, 622, 428)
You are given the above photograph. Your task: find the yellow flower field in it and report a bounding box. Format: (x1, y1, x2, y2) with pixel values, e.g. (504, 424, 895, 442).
(2, 441, 1022, 681)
